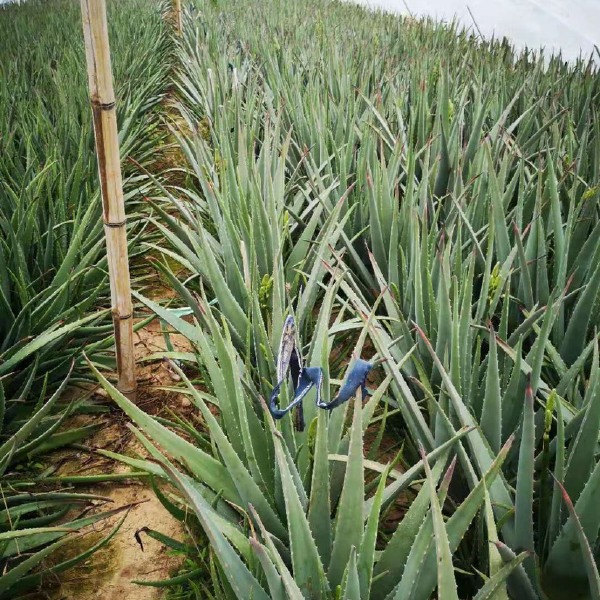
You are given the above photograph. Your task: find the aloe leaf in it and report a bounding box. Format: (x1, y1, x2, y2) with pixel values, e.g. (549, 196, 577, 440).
(562, 339, 600, 503)
(202, 313, 269, 488)
(525, 287, 563, 392)
(483, 488, 509, 600)
(422, 446, 459, 600)
(23, 424, 100, 458)
(269, 412, 328, 598)
(249, 538, 286, 600)
(3, 506, 126, 557)
(375, 332, 435, 449)
(132, 567, 213, 590)
(0, 526, 75, 543)
(341, 548, 361, 600)
(127, 423, 252, 557)
(159, 463, 269, 600)
(514, 381, 536, 584)
(547, 478, 600, 600)
(329, 390, 365, 587)
(481, 327, 502, 453)
(308, 411, 332, 565)
(409, 437, 515, 600)
(0, 535, 73, 597)
(0, 365, 71, 463)
(249, 506, 305, 600)
(327, 267, 434, 448)
(373, 427, 473, 513)
(132, 291, 203, 344)
(358, 463, 390, 598)
(371, 455, 447, 598)
(85, 357, 240, 504)
(0, 311, 107, 376)
(489, 542, 538, 600)
(560, 262, 600, 365)
(97, 449, 166, 478)
(137, 527, 193, 552)
(472, 551, 530, 600)
(6, 511, 127, 598)
(0, 382, 4, 435)
(545, 458, 600, 590)
(414, 324, 515, 539)
(546, 393, 566, 553)
(484, 144, 511, 263)
(390, 457, 456, 600)
(555, 337, 595, 398)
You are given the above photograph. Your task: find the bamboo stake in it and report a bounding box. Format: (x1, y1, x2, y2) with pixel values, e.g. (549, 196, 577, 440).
(80, 0, 136, 398)
(174, 0, 183, 35)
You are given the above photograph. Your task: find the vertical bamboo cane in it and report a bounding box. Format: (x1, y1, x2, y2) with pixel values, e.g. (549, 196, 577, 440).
(173, 0, 183, 35)
(80, 0, 136, 398)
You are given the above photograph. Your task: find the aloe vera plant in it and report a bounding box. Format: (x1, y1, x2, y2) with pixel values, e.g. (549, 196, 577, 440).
(0, 0, 171, 400)
(0, 1, 173, 596)
(93, 296, 535, 599)
(103, 0, 600, 598)
(72, 0, 599, 598)
(0, 368, 129, 599)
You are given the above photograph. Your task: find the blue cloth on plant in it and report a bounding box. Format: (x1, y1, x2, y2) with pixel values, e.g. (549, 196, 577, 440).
(268, 315, 372, 430)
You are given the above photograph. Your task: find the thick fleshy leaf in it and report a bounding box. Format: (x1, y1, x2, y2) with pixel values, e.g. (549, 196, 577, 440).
(342, 548, 361, 600)
(547, 478, 600, 600)
(514, 382, 536, 584)
(267, 411, 327, 598)
(329, 390, 365, 587)
(86, 357, 239, 504)
(472, 551, 530, 600)
(562, 340, 600, 503)
(372, 455, 448, 599)
(358, 464, 390, 598)
(481, 328, 502, 453)
(159, 463, 269, 600)
(545, 459, 600, 591)
(422, 447, 459, 600)
(308, 411, 332, 565)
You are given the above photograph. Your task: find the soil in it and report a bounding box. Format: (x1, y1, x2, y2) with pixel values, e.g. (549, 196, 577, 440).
(42, 318, 196, 600)
(47, 487, 179, 600)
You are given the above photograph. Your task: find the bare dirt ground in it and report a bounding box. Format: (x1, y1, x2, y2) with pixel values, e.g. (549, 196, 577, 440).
(44, 318, 195, 600)
(48, 485, 179, 600)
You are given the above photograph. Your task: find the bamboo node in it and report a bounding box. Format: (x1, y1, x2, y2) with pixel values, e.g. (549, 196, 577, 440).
(91, 99, 116, 111)
(118, 313, 133, 320)
(104, 219, 127, 228)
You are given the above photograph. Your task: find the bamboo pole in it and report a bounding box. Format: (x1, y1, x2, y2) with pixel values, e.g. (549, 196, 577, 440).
(80, 0, 136, 398)
(173, 0, 183, 35)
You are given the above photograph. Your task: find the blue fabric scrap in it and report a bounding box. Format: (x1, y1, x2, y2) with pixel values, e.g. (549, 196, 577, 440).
(268, 315, 373, 430)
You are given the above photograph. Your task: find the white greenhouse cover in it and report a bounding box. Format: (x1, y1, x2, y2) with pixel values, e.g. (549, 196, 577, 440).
(2, 0, 599, 63)
(347, 0, 600, 63)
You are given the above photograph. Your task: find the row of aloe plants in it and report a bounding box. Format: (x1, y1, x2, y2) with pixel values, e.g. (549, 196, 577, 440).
(0, 0, 172, 596)
(92, 0, 600, 598)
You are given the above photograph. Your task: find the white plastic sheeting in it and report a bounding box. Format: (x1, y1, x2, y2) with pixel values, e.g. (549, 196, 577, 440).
(346, 0, 600, 63)
(2, 0, 599, 63)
